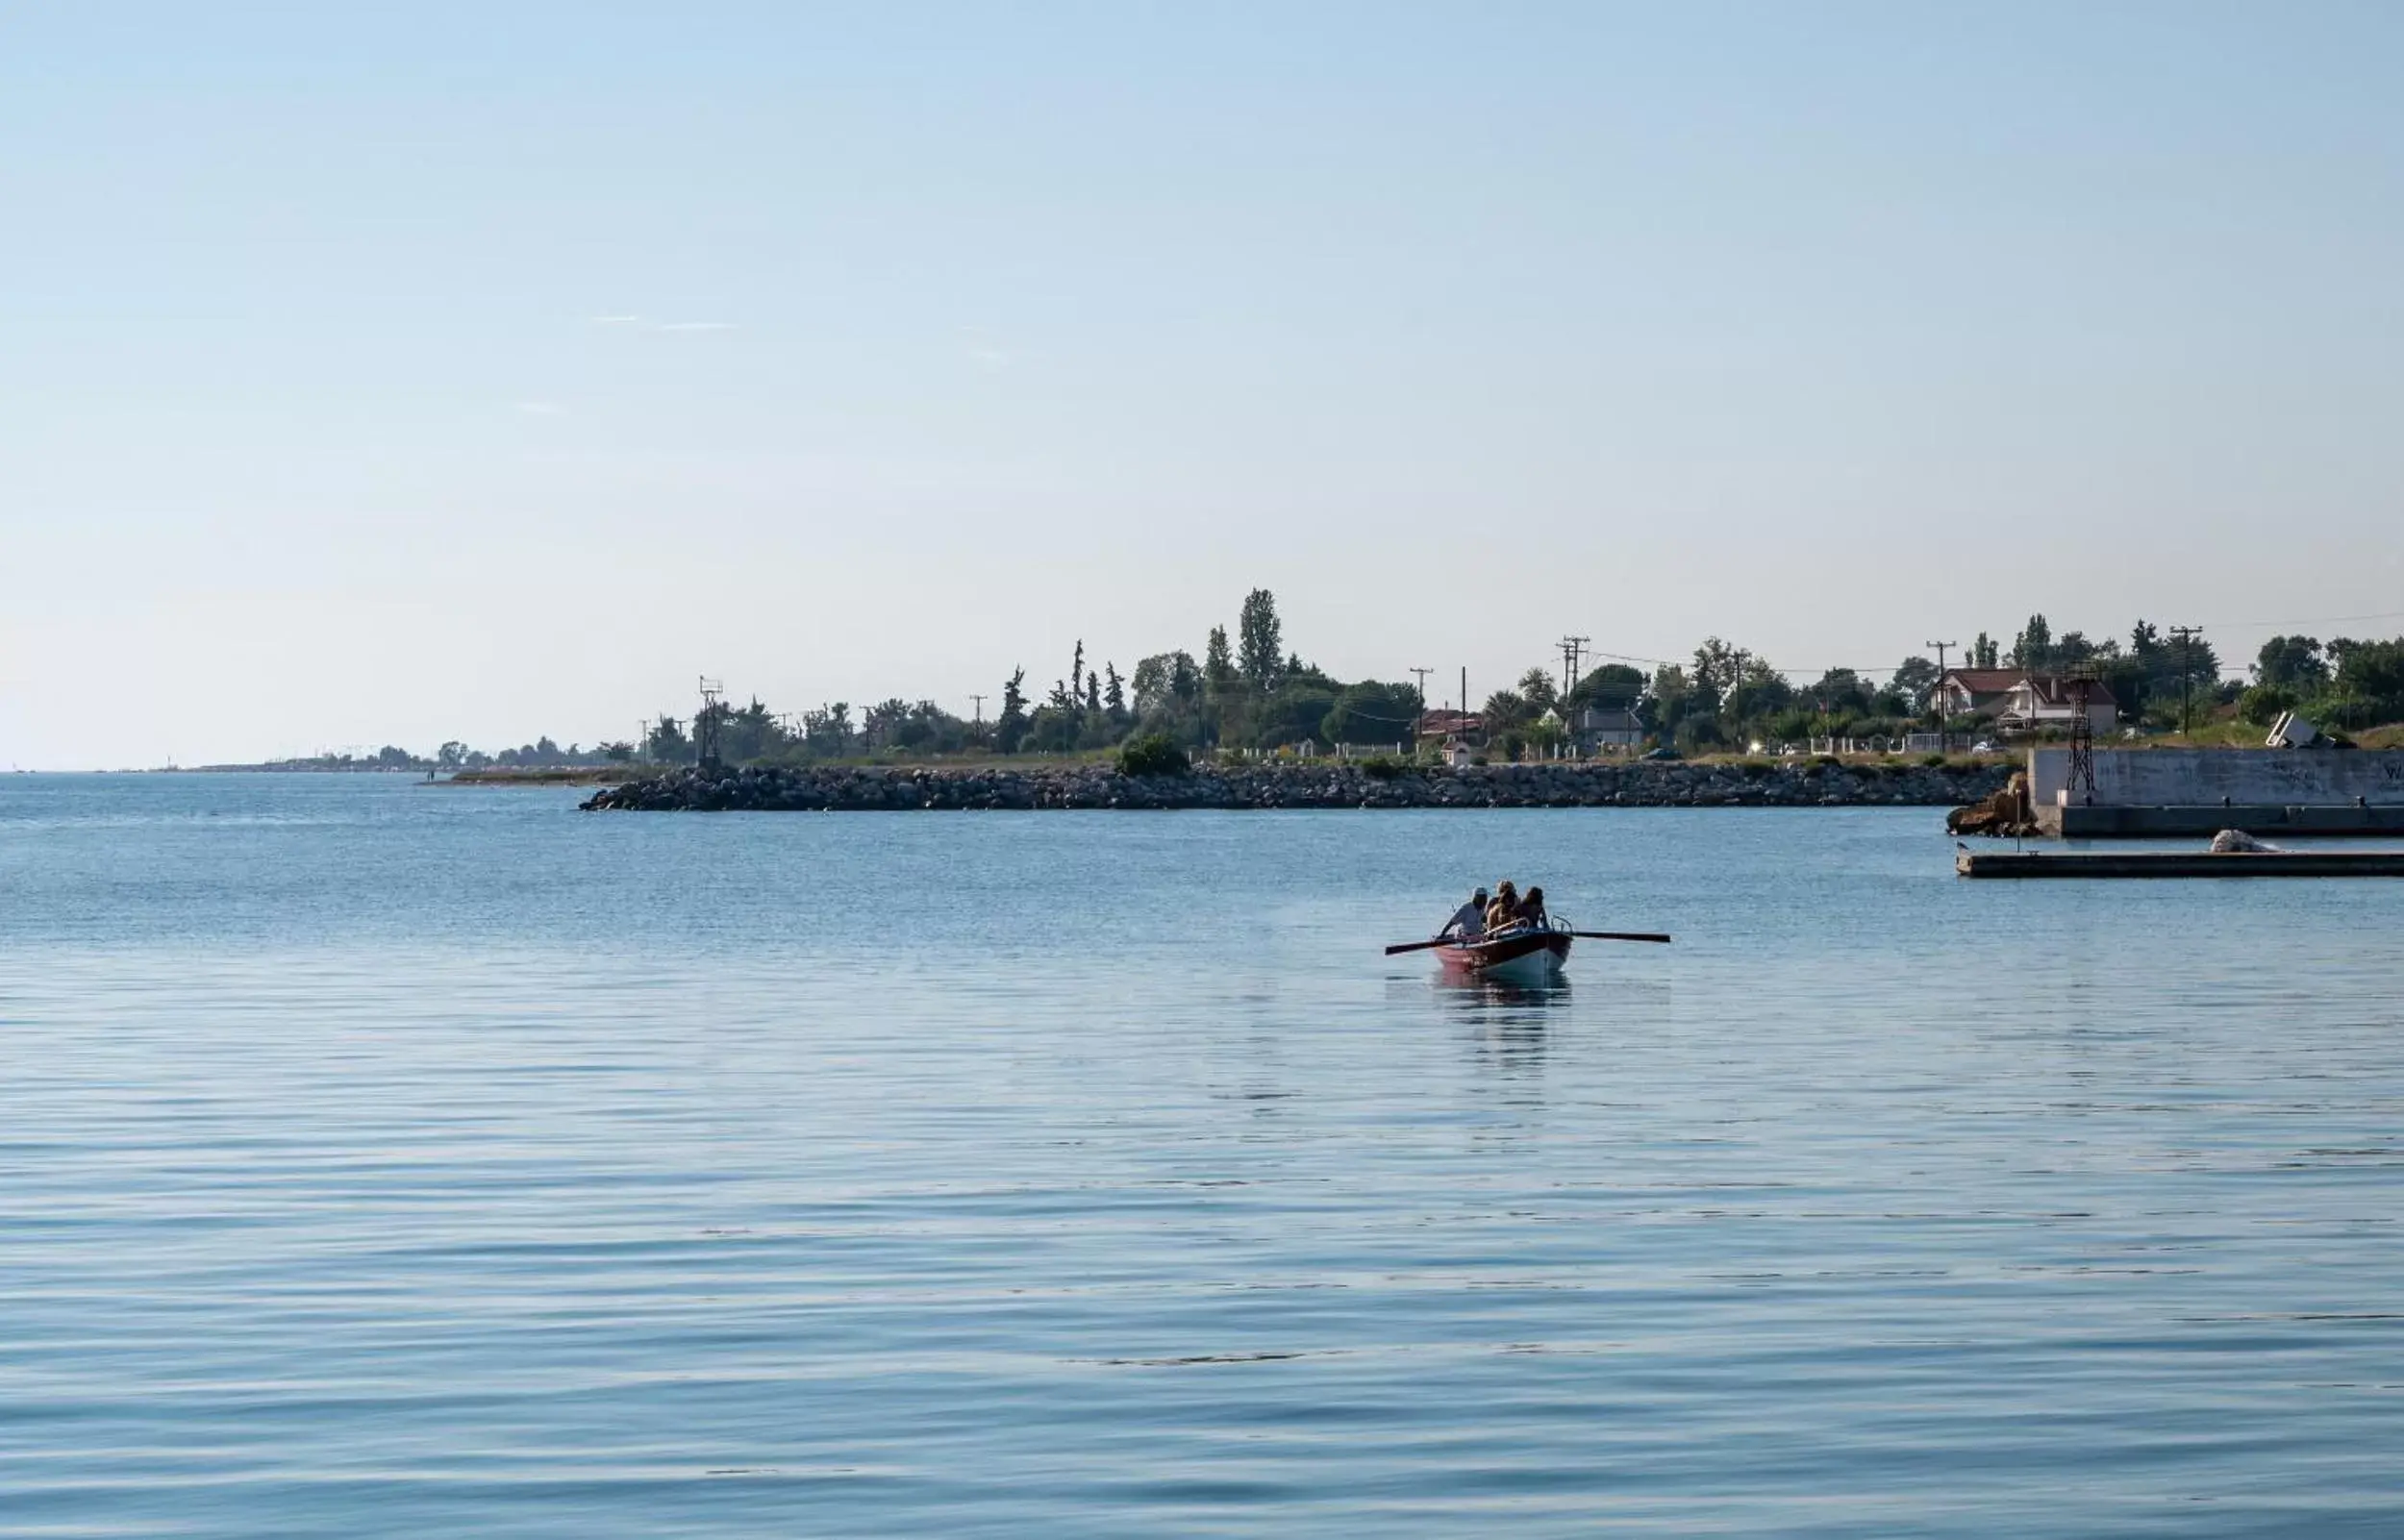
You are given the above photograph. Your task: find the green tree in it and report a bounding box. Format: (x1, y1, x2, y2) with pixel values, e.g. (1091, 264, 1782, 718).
(2254, 634, 2329, 691)
(2157, 628, 2222, 712)
(643, 713, 690, 763)
(1517, 667, 1560, 715)
(1204, 626, 1236, 695)
(2008, 614, 2052, 671)
(1253, 683, 1340, 748)
(1131, 652, 1199, 715)
(862, 698, 913, 752)
(2240, 685, 2298, 726)
(1648, 664, 1693, 733)
(1806, 668, 1870, 715)
(1238, 589, 1284, 689)
(1722, 669, 1793, 724)
(1482, 689, 1534, 733)
(2054, 630, 2108, 667)
(995, 668, 1030, 753)
(1570, 663, 1646, 710)
(1323, 681, 1424, 745)
(1690, 637, 1752, 704)
(1025, 704, 1081, 752)
(1891, 656, 1939, 713)
(802, 704, 852, 757)
(722, 696, 780, 761)
(2331, 636, 2404, 708)
(1116, 733, 1190, 777)
(1971, 633, 1999, 669)
(1103, 661, 1128, 725)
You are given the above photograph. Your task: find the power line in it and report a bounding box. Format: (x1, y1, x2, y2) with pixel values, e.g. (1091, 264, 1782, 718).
(2191, 607, 2404, 632)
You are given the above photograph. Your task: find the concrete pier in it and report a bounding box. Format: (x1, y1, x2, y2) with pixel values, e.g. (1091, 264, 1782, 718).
(1960, 847, 2404, 878)
(2029, 748, 2404, 838)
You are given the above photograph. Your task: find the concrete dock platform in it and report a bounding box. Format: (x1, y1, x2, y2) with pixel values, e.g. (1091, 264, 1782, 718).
(2027, 748, 2404, 839)
(1958, 848, 2404, 879)
(2055, 804, 2404, 838)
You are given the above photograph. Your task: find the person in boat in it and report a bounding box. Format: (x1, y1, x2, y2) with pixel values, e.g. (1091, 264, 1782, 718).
(1517, 885, 1548, 931)
(1440, 887, 1489, 941)
(1484, 880, 1521, 934)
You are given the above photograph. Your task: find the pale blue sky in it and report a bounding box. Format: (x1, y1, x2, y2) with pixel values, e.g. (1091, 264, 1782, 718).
(5, 3, 2402, 766)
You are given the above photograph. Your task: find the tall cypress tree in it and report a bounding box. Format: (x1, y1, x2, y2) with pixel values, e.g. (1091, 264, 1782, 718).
(1238, 589, 1283, 689)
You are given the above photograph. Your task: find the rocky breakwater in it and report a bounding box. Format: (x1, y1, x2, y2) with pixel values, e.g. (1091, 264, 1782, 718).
(580, 758, 2014, 812)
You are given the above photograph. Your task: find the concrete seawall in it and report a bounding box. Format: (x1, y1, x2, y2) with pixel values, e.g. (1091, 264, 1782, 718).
(2030, 748, 2404, 837)
(581, 759, 2014, 813)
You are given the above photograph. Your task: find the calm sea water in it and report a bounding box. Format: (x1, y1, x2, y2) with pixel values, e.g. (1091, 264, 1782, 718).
(5, 774, 2403, 1536)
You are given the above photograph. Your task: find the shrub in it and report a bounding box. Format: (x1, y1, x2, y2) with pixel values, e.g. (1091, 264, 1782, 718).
(1738, 759, 1772, 779)
(1921, 752, 1948, 767)
(1116, 733, 1191, 778)
(2240, 685, 2298, 726)
(1360, 755, 1412, 781)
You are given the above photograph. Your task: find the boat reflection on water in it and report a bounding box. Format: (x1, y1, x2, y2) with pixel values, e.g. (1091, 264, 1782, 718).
(1434, 973, 1565, 1083)
(1433, 972, 1572, 1012)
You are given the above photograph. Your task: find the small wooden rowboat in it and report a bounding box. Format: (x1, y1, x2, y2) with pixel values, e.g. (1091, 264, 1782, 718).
(1385, 919, 1668, 976)
(1435, 924, 1573, 985)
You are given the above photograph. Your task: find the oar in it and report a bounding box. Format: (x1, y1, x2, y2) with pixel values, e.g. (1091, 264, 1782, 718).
(1385, 930, 1671, 955)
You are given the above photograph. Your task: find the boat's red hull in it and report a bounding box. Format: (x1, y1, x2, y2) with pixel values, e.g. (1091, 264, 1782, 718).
(1435, 929, 1571, 984)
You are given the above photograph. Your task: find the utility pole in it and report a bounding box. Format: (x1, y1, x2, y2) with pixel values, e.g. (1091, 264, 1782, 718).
(1409, 667, 1433, 752)
(969, 694, 986, 726)
(1557, 635, 1590, 702)
(2169, 626, 2202, 737)
(1925, 639, 1956, 735)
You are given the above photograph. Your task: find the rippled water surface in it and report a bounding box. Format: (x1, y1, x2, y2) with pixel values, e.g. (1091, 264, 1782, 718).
(6, 774, 2404, 1535)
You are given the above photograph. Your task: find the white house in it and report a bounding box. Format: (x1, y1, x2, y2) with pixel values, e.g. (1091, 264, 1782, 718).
(1936, 669, 2116, 733)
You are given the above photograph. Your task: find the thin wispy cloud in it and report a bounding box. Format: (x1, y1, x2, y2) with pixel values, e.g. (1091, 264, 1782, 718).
(586, 314, 736, 333)
(513, 400, 568, 417)
(963, 328, 1012, 372)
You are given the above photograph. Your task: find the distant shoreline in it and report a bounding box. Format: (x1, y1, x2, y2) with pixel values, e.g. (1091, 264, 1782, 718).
(444, 765, 634, 786)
